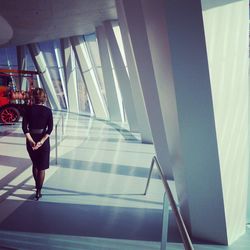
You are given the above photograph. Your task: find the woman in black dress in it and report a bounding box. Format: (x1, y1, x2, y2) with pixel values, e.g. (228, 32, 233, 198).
(22, 88, 53, 200)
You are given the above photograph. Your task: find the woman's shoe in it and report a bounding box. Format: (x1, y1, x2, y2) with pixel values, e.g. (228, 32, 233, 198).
(35, 190, 42, 200)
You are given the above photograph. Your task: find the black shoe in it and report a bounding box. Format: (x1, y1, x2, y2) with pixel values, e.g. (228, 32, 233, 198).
(35, 191, 42, 200)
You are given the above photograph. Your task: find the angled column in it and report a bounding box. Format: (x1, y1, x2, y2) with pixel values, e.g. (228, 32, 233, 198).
(201, 0, 249, 244)
(116, 2, 152, 143)
(16, 45, 26, 90)
(136, 0, 226, 244)
(120, 0, 173, 178)
(28, 43, 60, 110)
(70, 35, 108, 120)
(96, 26, 122, 122)
(134, 0, 248, 245)
(139, 0, 189, 230)
(54, 40, 69, 110)
(104, 21, 138, 132)
(60, 38, 79, 113)
(248, 147, 250, 222)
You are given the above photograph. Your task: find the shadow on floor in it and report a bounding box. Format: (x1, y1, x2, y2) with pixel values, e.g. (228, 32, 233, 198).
(0, 199, 162, 242)
(50, 158, 160, 180)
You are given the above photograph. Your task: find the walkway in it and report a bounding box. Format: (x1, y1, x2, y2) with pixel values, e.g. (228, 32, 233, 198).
(0, 113, 249, 250)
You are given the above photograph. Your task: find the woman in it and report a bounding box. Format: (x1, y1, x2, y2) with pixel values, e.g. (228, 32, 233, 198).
(22, 88, 53, 200)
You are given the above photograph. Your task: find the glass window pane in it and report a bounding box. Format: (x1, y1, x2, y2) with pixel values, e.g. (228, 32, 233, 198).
(84, 34, 107, 105)
(39, 40, 67, 109)
(76, 61, 91, 114)
(0, 47, 17, 69)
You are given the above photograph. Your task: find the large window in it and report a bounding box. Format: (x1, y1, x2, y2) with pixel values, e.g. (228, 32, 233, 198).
(84, 33, 106, 100)
(0, 47, 17, 69)
(39, 40, 67, 110)
(0, 32, 112, 118)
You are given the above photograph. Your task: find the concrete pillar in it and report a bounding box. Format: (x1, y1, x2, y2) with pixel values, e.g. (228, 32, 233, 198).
(136, 0, 248, 244)
(104, 20, 139, 132)
(16, 45, 26, 90)
(120, 0, 173, 178)
(95, 26, 122, 121)
(28, 43, 60, 110)
(116, 1, 153, 143)
(70, 35, 108, 120)
(54, 40, 69, 110)
(60, 38, 79, 113)
(201, 0, 249, 243)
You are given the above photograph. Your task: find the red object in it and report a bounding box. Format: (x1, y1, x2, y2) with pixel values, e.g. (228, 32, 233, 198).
(0, 69, 39, 124)
(0, 97, 9, 106)
(0, 68, 39, 76)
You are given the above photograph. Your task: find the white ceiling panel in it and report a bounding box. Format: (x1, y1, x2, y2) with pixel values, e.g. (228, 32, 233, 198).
(0, 0, 117, 47)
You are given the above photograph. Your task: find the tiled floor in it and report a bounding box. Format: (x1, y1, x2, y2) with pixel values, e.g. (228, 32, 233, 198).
(0, 113, 249, 250)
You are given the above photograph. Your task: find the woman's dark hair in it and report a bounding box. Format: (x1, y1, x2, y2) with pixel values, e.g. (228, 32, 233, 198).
(33, 88, 47, 104)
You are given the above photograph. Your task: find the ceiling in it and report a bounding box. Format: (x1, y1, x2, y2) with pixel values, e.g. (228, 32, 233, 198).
(0, 0, 117, 47)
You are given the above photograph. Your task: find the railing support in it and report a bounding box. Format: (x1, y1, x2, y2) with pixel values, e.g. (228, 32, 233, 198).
(55, 114, 64, 165)
(144, 157, 155, 195)
(161, 192, 169, 250)
(55, 123, 58, 165)
(144, 156, 194, 250)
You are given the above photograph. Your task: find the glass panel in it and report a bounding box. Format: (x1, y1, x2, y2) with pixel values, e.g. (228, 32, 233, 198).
(39, 40, 67, 109)
(49, 67, 66, 109)
(0, 47, 20, 90)
(76, 66, 91, 114)
(0, 47, 17, 69)
(84, 34, 107, 102)
(112, 21, 127, 66)
(25, 46, 36, 71)
(39, 41, 57, 67)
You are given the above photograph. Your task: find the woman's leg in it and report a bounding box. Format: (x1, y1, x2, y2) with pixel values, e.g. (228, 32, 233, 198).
(32, 166, 38, 189)
(35, 170, 45, 199)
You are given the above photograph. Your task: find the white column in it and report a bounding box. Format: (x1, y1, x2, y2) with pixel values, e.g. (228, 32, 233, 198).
(135, 0, 248, 244)
(140, 0, 189, 230)
(16, 45, 26, 90)
(120, 0, 173, 178)
(104, 20, 139, 132)
(54, 40, 69, 110)
(201, 0, 249, 244)
(96, 26, 122, 122)
(70, 35, 108, 120)
(28, 43, 60, 110)
(140, 0, 226, 243)
(60, 38, 79, 113)
(116, 1, 153, 143)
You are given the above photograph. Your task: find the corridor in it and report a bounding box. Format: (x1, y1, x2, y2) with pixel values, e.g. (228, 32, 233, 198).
(0, 113, 249, 250)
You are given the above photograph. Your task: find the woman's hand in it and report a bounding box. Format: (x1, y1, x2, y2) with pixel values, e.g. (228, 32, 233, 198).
(32, 141, 43, 150)
(25, 133, 36, 148)
(32, 134, 49, 150)
(29, 140, 36, 147)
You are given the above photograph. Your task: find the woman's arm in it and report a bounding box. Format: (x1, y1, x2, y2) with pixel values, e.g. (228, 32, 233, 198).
(25, 132, 36, 147)
(33, 109, 53, 150)
(22, 108, 36, 147)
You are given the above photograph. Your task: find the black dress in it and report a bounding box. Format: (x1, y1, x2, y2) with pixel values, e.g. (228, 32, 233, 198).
(22, 105, 53, 170)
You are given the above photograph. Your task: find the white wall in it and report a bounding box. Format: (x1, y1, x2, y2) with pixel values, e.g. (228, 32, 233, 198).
(201, 0, 249, 244)
(119, 0, 248, 244)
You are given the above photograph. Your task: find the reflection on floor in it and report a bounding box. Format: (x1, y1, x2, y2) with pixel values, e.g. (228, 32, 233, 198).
(0, 113, 249, 250)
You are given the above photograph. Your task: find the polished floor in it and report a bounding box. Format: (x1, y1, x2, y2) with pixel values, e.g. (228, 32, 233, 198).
(0, 113, 249, 250)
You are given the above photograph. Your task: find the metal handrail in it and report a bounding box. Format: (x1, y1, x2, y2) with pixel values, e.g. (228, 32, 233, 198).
(144, 156, 194, 250)
(55, 115, 64, 164)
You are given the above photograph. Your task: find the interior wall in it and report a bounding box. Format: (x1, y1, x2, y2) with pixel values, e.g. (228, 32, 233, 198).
(141, 0, 188, 222)
(163, 0, 228, 243)
(201, 0, 249, 244)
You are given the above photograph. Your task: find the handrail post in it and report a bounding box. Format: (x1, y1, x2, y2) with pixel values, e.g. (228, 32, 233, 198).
(55, 123, 58, 165)
(144, 156, 155, 195)
(161, 192, 169, 250)
(61, 114, 64, 137)
(55, 114, 64, 165)
(145, 156, 194, 250)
